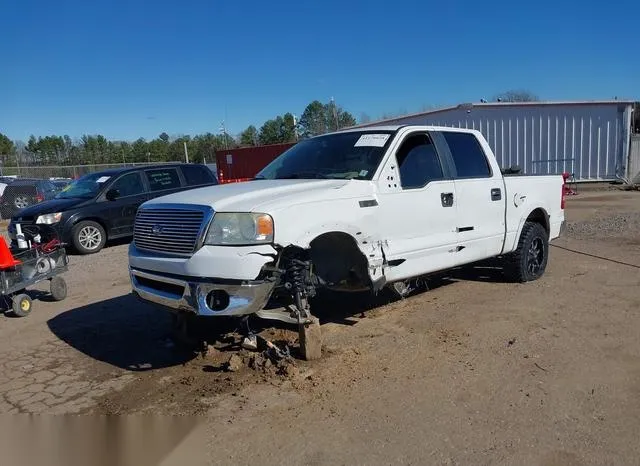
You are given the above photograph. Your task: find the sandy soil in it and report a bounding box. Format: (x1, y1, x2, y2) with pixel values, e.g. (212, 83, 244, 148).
(0, 188, 639, 465)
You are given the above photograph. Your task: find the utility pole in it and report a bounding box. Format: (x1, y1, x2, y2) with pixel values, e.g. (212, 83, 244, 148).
(331, 97, 339, 131)
(220, 121, 229, 150)
(183, 141, 189, 163)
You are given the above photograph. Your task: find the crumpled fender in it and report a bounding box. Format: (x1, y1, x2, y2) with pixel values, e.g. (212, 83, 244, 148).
(275, 220, 388, 287)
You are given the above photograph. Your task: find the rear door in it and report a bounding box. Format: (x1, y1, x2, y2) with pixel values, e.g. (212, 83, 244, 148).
(144, 167, 185, 200)
(438, 130, 506, 263)
(103, 171, 148, 238)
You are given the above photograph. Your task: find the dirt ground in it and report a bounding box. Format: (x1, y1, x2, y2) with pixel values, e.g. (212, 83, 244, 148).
(0, 188, 639, 465)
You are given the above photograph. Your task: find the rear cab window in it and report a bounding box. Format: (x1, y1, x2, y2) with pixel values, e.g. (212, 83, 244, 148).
(144, 168, 182, 192)
(181, 164, 215, 186)
(441, 131, 492, 178)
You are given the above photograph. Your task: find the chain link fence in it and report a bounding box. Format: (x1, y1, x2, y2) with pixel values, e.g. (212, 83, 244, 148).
(0, 161, 183, 180)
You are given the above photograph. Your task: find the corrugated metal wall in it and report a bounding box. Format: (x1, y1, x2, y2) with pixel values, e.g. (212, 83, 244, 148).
(368, 103, 632, 181)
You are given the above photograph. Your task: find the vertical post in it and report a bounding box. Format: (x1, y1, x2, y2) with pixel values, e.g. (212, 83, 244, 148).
(622, 104, 633, 182)
(330, 97, 339, 132)
(183, 141, 189, 164)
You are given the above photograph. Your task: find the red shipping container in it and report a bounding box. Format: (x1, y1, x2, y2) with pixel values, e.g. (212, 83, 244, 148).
(216, 143, 296, 182)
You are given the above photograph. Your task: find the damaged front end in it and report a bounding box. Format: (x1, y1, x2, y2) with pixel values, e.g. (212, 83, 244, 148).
(130, 221, 390, 327)
(255, 234, 390, 325)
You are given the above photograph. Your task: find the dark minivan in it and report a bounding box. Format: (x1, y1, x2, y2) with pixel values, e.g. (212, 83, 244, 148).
(8, 163, 217, 254)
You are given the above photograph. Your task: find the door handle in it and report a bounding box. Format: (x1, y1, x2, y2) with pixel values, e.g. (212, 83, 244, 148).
(491, 188, 502, 201)
(441, 192, 454, 207)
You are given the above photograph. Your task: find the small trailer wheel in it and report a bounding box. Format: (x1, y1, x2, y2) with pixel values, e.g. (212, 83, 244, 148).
(12, 294, 32, 317)
(50, 276, 68, 301)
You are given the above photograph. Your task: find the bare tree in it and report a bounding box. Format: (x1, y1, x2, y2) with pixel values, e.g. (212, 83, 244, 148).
(493, 89, 540, 102)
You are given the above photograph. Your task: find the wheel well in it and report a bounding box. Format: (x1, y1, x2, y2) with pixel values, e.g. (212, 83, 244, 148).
(308, 232, 370, 287)
(525, 208, 549, 235)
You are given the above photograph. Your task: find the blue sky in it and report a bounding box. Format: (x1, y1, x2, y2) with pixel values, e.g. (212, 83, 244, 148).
(1, 0, 638, 142)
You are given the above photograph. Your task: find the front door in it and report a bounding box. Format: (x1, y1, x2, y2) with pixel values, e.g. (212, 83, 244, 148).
(104, 171, 148, 237)
(439, 130, 506, 263)
(376, 131, 459, 282)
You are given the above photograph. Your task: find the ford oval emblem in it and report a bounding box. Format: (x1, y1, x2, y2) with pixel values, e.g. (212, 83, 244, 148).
(151, 225, 163, 235)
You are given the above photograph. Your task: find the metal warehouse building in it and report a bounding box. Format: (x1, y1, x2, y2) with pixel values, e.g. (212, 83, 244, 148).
(356, 101, 640, 182)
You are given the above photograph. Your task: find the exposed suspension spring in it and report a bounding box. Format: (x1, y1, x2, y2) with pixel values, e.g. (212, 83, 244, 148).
(289, 259, 307, 292)
(284, 259, 316, 321)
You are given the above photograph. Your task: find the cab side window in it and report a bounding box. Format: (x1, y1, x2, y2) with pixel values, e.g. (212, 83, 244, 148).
(111, 172, 145, 197)
(396, 133, 445, 189)
(441, 131, 492, 178)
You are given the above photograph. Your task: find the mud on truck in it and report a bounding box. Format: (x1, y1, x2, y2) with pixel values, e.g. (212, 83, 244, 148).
(128, 125, 566, 359)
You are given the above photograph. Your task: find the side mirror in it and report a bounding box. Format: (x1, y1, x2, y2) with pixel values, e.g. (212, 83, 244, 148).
(106, 189, 120, 201)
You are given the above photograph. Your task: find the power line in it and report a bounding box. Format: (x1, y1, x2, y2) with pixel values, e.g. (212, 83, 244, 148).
(551, 243, 640, 269)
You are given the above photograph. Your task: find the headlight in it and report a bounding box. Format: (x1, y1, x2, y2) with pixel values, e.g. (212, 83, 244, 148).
(205, 213, 274, 246)
(36, 212, 62, 225)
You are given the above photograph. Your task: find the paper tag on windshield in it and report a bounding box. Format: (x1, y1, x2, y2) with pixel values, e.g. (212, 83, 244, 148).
(354, 134, 390, 147)
(96, 176, 110, 183)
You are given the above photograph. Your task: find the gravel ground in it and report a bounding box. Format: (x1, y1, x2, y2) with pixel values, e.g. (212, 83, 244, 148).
(567, 211, 640, 241)
(0, 190, 639, 465)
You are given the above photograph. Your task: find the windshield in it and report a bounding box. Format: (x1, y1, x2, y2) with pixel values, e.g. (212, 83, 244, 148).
(255, 130, 395, 180)
(55, 172, 112, 199)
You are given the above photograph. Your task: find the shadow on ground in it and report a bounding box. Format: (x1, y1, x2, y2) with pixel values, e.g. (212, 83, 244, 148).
(47, 293, 198, 371)
(252, 261, 511, 331)
(47, 261, 510, 366)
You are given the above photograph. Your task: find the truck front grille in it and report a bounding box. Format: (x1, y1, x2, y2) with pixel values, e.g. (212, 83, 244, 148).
(134, 206, 210, 255)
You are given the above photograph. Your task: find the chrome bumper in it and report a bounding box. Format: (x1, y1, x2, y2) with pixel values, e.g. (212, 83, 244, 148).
(130, 268, 275, 317)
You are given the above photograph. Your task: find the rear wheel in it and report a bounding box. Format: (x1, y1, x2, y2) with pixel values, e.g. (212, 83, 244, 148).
(72, 221, 106, 254)
(50, 276, 67, 301)
(11, 293, 32, 317)
(504, 221, 549, 283)
(14, 195, 30, 209)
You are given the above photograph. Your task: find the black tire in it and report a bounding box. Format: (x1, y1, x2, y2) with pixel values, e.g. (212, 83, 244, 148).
(50, 276, 67, 301)
(504, 221, 549, 283)
(72, 220, 106, 254)
(11, 293, 32, 317)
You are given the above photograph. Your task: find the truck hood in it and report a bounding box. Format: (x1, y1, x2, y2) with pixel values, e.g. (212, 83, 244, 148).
(143, 179, 373, 212)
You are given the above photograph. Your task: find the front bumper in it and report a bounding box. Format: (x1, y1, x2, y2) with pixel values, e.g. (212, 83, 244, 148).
(130, 267, 275, 317)
(7, 220, 68, 244)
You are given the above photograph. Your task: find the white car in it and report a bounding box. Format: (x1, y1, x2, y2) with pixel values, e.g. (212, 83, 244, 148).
(128, 126, 566, 358)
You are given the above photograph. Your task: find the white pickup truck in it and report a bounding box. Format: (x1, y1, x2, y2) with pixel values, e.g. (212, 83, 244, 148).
(128, 125, 566, 358)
